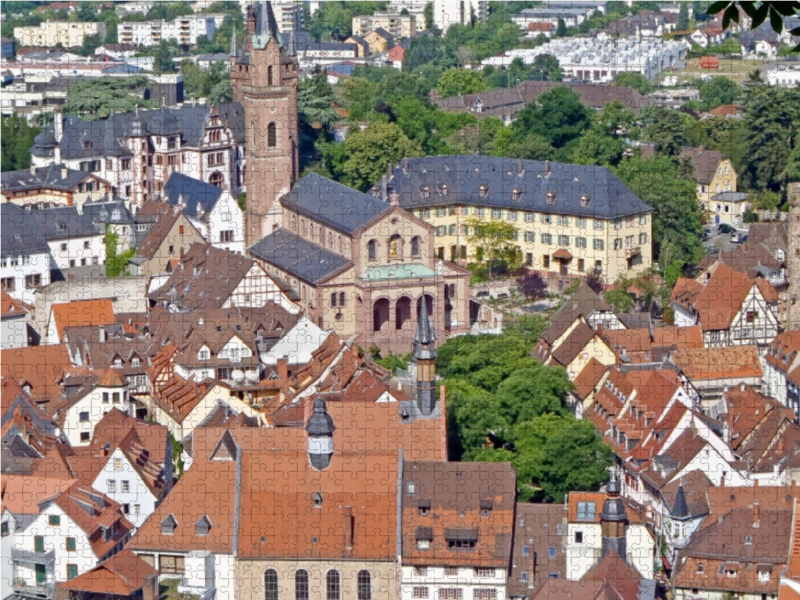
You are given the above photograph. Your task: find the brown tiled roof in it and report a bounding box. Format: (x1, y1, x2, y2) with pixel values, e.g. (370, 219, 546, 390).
(679, 147, 727, 184)
(51, 299, 115, 340)
(508, 503, 566, 594)
(573, 357, 608, 400)
(549, 321, 597, 367)
(1, 474, 75, 514)
(1, 289, 29, 318)
(147, 243, 257, 310)
(135, 203, 194, 260)
(672, 264, 756, 332)
(708, 104, 741, 117)
(671, 345, 762, 380)
(402, 461, 516, 568)
(660, 470, 712, 518)
(698, 244, 783, 277)
(57, 550, 156, 596)
(765, 331, 800, 373)
(1, 344, 73, 410)
(51, 482, 134, 559)
(747, 222, 788, 252)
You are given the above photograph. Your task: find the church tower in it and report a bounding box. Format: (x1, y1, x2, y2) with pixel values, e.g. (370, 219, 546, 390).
(787, 182, 800, 330)
(413, 295, 437, 415)
(231, 1, 299, 247)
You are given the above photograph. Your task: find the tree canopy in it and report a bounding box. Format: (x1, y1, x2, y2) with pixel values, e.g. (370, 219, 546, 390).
(1, 115, 40, 172)
(64, 76, 159, 120)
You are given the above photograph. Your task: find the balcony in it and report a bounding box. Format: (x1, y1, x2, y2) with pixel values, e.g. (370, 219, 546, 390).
(625, 246, 642, 258)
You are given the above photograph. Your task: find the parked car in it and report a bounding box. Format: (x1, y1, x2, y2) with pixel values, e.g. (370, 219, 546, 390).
(731, 232, 742, 243)
(702, 228, 712, 242)
(717, 223, 736, 235)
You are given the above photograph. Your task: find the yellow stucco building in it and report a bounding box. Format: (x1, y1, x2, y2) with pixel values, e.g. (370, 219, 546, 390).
(389, 156, 653, 284)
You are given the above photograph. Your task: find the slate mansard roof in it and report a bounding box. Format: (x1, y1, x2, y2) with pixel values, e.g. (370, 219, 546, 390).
(249, 228, 352, 285)
(390, 156, 652, 218)
(280, 172, 393, 235)
(1, 164, 96, 194)
(163, 172, 224, 219)
(32, 103, 246, 160)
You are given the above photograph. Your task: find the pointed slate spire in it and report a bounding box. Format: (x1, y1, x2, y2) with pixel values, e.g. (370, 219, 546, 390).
(230, 27, 237, 57)
(414, 295, 436, 360)
(414, 295, 436, 415)
(306, 397, 335, 470)
(252, 1, 282, 49)
(288, 29, 297, 57)
(672, 482, 690, 519)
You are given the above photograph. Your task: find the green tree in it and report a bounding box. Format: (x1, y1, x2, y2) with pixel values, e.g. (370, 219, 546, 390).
(64, 76, 159, 120)
(209, 77, 233, 104)
(515, 271, 548, 302)
(677, 2, 690, 29)
(641, 106, 690, 157)
(105, 227, 136, 277)
(616, 155, 703, 281)
(531, 53, 562, 82)
(465, 217, 521, 276)
(495, 366, 571, 424)
(298, 67, 339, 130)
(614, 71, 655, 95)
(698, 76, 742, 110)
(741, 87, 800, 191)
(1, 114, 40, 172)
(556, 17, 568, 37)
(336, 121, 422, 191)
(77, 33, 102, 57)
(604, 277, 633, 312)
(154, 40, 176, 74)
(438, 68, 490, 98)
(512, 86, 592, 150)
(424, 1, 435, 31)
(341, 76, 379, 121)
(707, 2, 800, 49)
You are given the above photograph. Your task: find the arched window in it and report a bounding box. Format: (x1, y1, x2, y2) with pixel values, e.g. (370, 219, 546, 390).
(295, 570, 309, 600)
(326, 571, 341, 600)
(367, 240, 377, 261)
(411, 237, 421, 257)
(328, 232, 333, 248)
(331, 293, 337, 307)
(209, 172, 223, 188)
(357, 571, 371, 600)
(339, 292, 345, 307)
(267, 65, 274, 86)
(267, 123, 277, 148)
(264, 570, 279, 600)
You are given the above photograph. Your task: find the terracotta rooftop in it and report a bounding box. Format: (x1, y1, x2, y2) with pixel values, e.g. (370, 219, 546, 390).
(671, 345, 762, 380)
(1, 344, 73, 411)
(50, 299, 115, 340)
(56, 549, 157, 596)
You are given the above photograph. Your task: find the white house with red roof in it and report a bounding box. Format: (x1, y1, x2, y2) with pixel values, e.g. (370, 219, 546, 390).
(763, 330, 800, 413)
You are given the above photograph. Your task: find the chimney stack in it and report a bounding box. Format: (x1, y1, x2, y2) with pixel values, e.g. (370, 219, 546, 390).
(754, 501, 760, 527)
(344, 506, 353, 549)
(99, 325, 107, 344)
(277, 356, 289, 380)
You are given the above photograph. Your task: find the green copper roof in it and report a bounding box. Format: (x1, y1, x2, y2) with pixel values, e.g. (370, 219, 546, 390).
(358, 263, 437, 281)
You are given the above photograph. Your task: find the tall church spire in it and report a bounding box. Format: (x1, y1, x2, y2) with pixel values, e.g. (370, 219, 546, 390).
(229, 27, 237, 57)
(252, 1, 282, 50)
(413, 295, 437, 415)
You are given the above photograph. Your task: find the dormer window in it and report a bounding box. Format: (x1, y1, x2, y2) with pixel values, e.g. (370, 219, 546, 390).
(446, 529, 478, 549)
(546, 192, 556, 204)
(161, 515, 178, 535)
(441, 184, 449, 196)
(131, 357, 140, 367)
(418, 499, 431, 516)
(580, 195, 590, 207)
(480, 500, 492, 517)
(407, 481, 416, 495)
(195, 516, 212, 536)
(114, 358, 122, 368)
(416, 527, 432, 550)
(478, 185, 488, 198)
(84, 141, 91, 150)
(511, 189, 521, 201)
(421, 186, 430, 198)
(312, 492, 323, 508)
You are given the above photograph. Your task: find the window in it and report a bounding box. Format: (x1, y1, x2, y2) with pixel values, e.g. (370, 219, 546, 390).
(441, 184, 449, 196)
(613, 238, 622, 251)
(524, 231, 534, 243)
(546, 192, 555, 204)
(114, 458, 123, 471)
(1, 522, 8, 537)
(411, 237, 421, 257)
(474, 569, 495, 578)
(542, 214, 552, 225)
(107, 480, 116, 493)
(549, 546, 557, 559)
(295, 570, 309, 600)
(417, 539, 430, 550)
(526, 253, 533, 266)
(79, 411, 90, 422)
(580, 195, 591, 208)
(520, 573, 528, 583)
(512, 189, 521, 201)
(576, 237, 587, 249)
(436, 207, 446, 217)
(447, 539, 476, 549)
(80, 432, 90, 442)
(357, 570, 372, 600)
(439, 589, 462, 600)
(326, 571, 341, 600)
(168, 245, 175, 255)
(220, 230, 234, 243)
(594, 219, 605, 231)
(446, 567, 459, 577)
(557, 215, 569, 226)
(479, 185, 489, 198)
(49, 515, 61, 526)
(112, 392, 120, 403)
(1, 278, 16, 292)
(25, 274, 41, 289)
(267, 123, 277, 148)
(413, 588, 429, 599)
(159, 555, 185, 575)
(543, 255, 550, 269)
(122, 159, 131, 170)
(593, 239, 605, 251)
(121, 480, 130, 493)
(132, 357, 140, 367)
(524, 212, 534, 223)
(368, 240, 377, 261)
(574, 531, 584, 544)
(492, 208, 502, 219)
(578, 259, 585, 272)
(134, 504, 141, 515)
(415, 567, 428, 577)
(473, 590, 496, 600)
(541, 233, 552, 245)
(556, 524, 563, 534)
(67, 564, 78, 580)
(35, 536, 44, 553)
(66, 537, 76, 551)
(639, 233, 648, 244)
(558, 235, 570, 246)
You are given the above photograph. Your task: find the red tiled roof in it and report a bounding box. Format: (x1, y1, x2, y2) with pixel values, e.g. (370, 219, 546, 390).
(57, 550, 156, 596)
(573, 357, 607, 400)
(671, 345, 762, 380)
(51, 299, 115, 340)
(1, 344, 72, 410)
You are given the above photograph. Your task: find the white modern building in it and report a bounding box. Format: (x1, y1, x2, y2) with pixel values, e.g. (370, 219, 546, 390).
(483, 34, 686, 82)
(766, 66, 800, 87)
(117, 14, 215, 47)
(433, 0, 488, 31)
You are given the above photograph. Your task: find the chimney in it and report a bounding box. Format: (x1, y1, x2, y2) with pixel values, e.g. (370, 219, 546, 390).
(544, 160, 550, 176)
(387, 160, 393, 179)
(99, 325, 107, 344)
(30, 163, 37, 175)
(403, 157, 409, 173)
(102, 442, 110, 457)
(61, 164, 68, 179)
(143, 574, 158, 600)
(54, 108, 64, 144)
(381, 175, 388, 202)
(277, 356, 289, 380)
(518, 158, 524, 176)
(344, 506, 353, 549)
